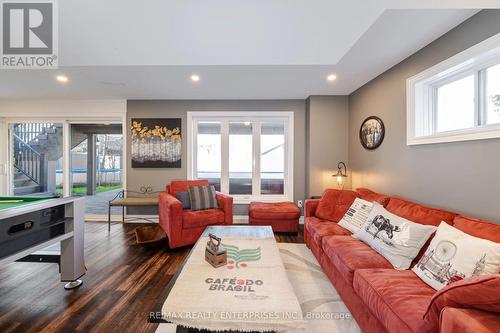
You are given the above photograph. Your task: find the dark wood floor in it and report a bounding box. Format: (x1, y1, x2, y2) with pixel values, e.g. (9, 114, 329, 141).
(0, 222, 304, 333)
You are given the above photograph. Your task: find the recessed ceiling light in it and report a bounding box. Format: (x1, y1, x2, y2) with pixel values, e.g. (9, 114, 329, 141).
(327, 74, 337, 82)
(191, 74, 200, 82)
(56, 75, 69, 83)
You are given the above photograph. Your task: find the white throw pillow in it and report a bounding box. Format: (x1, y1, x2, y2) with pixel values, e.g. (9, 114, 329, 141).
(413, 221, 500, 290)
(338, 198, 373, 233)
(354, 203, 437, 270)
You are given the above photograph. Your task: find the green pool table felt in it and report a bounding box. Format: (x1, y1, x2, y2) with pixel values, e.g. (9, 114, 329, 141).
(0, 196, 59, 210)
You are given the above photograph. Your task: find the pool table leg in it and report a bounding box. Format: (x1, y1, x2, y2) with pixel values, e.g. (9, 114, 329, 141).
(122, 206, 125, 223)
(60, 198, 86, 288)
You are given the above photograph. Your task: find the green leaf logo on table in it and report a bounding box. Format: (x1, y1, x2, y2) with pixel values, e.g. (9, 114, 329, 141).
(223, 244, 261, 269)
(204, 244, 263, 292)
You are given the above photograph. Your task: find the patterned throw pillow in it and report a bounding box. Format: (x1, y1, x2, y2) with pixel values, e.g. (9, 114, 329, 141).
(413, 222, 500, 290)
(338, 198, 373, 233)
(176, 191, 191, 209)
(188, 185, 218, 211)
(315, 189, 359, 222)
(354, 203, 437, 269)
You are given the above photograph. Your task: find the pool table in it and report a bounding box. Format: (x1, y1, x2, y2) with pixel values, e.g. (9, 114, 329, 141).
(0, 195, 60, 210)
(0, 196, 86, 289)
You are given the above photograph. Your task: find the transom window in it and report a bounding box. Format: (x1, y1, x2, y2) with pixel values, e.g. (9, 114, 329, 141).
(188, 112, 293, 203)
(407, 32, 500, 145)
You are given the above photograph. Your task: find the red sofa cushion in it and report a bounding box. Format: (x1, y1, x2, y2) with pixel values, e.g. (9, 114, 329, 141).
(305, 217, 351, 246)
(249, 202, 300, 220)
(315, 189, 359, 222)
(168, 180, 209, 197)
(386, 197, 457, 226)
(182, 209, 225, 229)
(323, 236, 393, 284)
(453, 216, 500, 243)
(354, 269, 435, 333)
(439, 308, 500, 333)
(421, 275, 500, 333)
(356, 188, 390, 206)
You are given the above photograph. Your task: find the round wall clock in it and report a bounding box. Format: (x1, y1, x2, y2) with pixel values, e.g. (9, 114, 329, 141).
(359, 116, 385, 150)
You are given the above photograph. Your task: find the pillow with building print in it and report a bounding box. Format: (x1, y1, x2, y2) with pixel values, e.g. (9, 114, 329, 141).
(354, 202, 437, 270)
(413, 221, 500, 290)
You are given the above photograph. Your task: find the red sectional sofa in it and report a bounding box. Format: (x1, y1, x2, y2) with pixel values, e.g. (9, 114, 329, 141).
(304, 188, 500, 333)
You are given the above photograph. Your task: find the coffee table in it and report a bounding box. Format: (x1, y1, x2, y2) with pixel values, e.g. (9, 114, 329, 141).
(150, 225, 300, 332)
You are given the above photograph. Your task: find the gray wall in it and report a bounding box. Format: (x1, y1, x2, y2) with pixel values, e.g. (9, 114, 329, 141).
(349, 10, 500, 222)
(127, 100, 307, 215)
(306, 96, 350, 197)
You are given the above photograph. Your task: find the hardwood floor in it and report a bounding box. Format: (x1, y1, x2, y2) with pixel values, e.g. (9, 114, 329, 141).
(0, 222, 304, 333)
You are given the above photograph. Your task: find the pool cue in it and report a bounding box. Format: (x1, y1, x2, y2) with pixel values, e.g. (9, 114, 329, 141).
(0, 200, 24, 203)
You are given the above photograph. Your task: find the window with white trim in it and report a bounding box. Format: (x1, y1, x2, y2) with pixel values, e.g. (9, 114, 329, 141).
(188, 112, 293, 204)
(407, 33, 500, 145)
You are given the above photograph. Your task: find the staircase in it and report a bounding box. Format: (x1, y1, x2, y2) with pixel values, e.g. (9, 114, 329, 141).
(12, 123, 115, 195)
(13, 169, 42, 195)
(13, 123, 63, 195)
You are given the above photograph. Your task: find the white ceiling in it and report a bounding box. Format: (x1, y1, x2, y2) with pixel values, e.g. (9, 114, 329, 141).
(0, 1, 495, 99)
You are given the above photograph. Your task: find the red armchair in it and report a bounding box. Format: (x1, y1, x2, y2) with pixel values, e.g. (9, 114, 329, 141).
(159, 180, 233, 248)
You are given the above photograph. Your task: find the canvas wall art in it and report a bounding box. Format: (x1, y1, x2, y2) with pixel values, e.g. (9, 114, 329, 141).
(131, 118, 181, 168)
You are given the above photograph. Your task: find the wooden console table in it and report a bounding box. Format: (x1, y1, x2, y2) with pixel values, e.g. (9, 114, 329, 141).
(108, 187, 160, 231)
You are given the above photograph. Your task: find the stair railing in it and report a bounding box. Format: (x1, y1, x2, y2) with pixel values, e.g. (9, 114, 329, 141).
(13, 133, 43, 186)
(13, 123, 54, 144)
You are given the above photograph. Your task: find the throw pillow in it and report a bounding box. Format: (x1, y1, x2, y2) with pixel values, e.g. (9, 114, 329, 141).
(354, 203, 437, 269)
(315, 189, 359, 222)
(188, 185, 218, 211)
(412, 222, 500, 290)
(176, 191, 191, 209)
(338, 198, 373, 233)
(421, 275, 500, 333)
(356, 188, 390, 206)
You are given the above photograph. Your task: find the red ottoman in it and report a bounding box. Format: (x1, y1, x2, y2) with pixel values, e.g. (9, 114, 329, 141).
(248, 202, 301, 233)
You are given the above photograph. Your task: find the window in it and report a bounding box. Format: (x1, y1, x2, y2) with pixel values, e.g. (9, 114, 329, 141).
(486, 63, 500, 125)
(229, 122, 253, 195)
(188, 112, 293, 203)
(436, 74, 475, 133)
(260, 122, 285, 195)
(196, 122, 221, 190)
(407, 32, 500, 145)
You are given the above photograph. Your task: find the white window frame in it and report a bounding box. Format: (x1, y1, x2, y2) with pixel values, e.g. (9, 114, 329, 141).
(407, 32, 500, 145)
(187, 111, 294, 204)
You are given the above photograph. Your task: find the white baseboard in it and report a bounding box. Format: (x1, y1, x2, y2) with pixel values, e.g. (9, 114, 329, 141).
(233, 215, 249, 224)
(103, 214, 304, 225)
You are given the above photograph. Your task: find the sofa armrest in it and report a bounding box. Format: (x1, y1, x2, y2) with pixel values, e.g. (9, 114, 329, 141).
(304, 199, 320, 218)
(421, 275, 500, 333)
(216, 192, 233, 225)
(158, 192, 184, 247)
(439, 307, 500, 333)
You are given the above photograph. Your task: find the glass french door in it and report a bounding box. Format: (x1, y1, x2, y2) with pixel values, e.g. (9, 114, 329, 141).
(8, 122, 64, 196)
